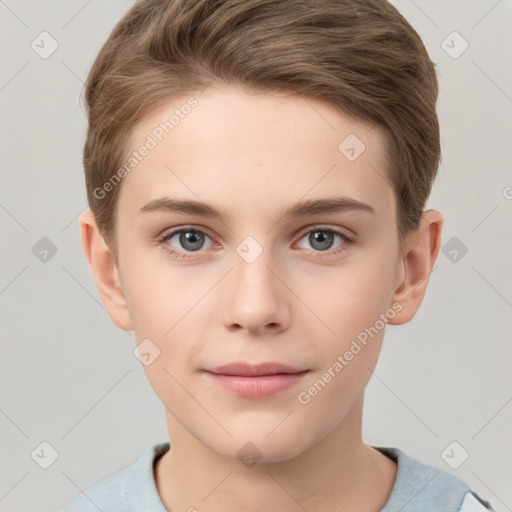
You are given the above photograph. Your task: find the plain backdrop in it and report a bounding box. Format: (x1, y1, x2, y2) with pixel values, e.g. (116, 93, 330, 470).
(0, 1, 511, 511)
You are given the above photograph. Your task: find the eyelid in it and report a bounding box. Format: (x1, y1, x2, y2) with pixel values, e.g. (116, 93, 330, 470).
(293, 223, 356, 244)
(160, 223, 354, 242)
(159, 224, 215, 241)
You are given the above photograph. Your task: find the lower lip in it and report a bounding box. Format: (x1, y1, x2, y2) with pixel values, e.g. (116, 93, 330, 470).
(204, 371, 309, 398)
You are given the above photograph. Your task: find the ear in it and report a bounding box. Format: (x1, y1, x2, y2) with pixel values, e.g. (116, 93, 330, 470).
(388, 209, 443, 325)
(79, 209, 133, 331)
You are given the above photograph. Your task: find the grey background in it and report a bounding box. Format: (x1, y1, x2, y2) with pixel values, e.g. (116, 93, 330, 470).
(0, 0, 511, 510)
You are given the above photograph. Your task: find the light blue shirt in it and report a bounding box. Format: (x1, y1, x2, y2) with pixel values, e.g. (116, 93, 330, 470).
(58, 442, 495, 511)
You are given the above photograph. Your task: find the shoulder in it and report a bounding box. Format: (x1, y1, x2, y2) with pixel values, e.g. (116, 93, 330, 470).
(376, 446, 496, 512)
(57, 442, 170, 512)
(57, 465, 131, 512)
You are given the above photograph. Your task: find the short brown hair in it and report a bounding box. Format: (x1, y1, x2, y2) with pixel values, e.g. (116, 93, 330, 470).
(83, 0, 440, 265)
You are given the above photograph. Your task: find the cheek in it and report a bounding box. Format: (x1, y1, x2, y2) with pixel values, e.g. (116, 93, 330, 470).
(121, 251, 206, 334)
(139, 357, 199, 429)
(311, 257, 396, 344)
(296, 268, 391, 423)
(123, 260, 211, 393)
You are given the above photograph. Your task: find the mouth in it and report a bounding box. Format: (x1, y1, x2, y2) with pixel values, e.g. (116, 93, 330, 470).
(202, 362, 310, 398)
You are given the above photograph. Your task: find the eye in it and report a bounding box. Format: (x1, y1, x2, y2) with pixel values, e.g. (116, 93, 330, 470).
(295, 227, 353, 254)
(159, 227, 215, 259)
(158, 225, 354, 261)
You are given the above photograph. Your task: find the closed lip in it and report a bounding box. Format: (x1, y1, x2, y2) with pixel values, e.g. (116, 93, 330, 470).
(205, 362, 308, 377)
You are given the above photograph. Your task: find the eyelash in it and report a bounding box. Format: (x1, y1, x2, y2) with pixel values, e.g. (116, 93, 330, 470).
(157, 225, 354, 261)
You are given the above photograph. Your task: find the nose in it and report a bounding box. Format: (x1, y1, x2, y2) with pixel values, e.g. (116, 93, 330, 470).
(220, 244, 291, 336)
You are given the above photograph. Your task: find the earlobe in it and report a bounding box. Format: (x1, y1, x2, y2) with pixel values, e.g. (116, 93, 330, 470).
(79, 210, 133, 331)
(388, 210, 443, 326)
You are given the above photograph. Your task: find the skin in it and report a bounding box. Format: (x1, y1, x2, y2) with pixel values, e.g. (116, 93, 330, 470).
(80, 84, 443, 511)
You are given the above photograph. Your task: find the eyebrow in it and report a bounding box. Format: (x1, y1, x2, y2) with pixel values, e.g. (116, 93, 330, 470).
(138, 195, 376, 220)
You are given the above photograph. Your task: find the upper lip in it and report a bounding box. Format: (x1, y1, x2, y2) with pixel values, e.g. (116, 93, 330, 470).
(206, 363, 308, 377)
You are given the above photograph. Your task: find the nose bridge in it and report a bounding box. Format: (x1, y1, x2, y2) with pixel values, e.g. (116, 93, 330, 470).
(234, 241, 276, 293)
(220, 235, 290, 332)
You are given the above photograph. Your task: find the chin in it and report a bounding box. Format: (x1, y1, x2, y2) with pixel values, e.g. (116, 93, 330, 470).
(206, 425, 316, 466)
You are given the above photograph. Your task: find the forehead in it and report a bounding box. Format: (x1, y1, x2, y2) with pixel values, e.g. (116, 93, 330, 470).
(117, 85, 395, 224)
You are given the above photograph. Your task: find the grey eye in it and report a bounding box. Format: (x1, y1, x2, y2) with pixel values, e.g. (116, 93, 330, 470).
(308, 230, 335, 251)
(166, 230, 214, 252)
(179, 231, 205, 251)
(296, 229, 347, 252)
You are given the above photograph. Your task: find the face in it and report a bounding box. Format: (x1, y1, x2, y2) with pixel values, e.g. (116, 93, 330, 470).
(109, 85, 406, 462)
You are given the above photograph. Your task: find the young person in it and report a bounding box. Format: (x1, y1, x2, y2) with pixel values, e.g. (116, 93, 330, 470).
(59, 0, 496, 510)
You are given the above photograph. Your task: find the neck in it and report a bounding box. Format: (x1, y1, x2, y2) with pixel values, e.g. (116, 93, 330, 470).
(154, 394, 396, 512)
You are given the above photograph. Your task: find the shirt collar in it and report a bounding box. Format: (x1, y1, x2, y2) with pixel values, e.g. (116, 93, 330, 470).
(125, 442, 468, 511)
(126, 441, 170, 511)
